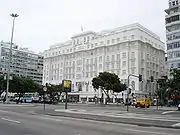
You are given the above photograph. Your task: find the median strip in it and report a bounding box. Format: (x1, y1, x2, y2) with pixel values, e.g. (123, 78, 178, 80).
(36, 109, 180, 130)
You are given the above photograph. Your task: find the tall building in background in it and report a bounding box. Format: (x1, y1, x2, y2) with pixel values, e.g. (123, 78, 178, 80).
(165, 0, 180, 69)
(0, 41, 43, 84)
(43, 23, 165, 102)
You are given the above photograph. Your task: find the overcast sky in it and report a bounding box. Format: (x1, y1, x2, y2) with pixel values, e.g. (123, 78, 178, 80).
(0, 0, 168, 53)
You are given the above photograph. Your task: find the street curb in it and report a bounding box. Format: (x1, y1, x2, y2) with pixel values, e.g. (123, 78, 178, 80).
(0, 104, 37, 107)
(36, 111, 180, 129)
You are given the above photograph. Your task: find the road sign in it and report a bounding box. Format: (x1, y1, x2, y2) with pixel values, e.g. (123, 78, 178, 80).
(62, 80, 72, 110)
(62, 80, 72, 92)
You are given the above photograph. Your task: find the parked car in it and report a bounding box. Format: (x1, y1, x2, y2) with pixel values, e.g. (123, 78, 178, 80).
(9, 97, 15, 102)
(32, 97, 40, 103)
(23, 97, 33, 103)
(14, 97, 23, 103)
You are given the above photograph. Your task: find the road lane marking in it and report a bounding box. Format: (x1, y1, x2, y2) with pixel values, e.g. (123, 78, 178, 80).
(1, 117, 20, 124)
(126, 128, 173, 135)
(162, 111, 175, 115)
(172, 122, 180, 127)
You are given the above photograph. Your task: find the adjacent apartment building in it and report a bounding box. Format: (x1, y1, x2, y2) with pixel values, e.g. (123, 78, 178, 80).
(0, 41, 43, 84)
(165, 0, 180, 69)
(43, 23, 165, 102)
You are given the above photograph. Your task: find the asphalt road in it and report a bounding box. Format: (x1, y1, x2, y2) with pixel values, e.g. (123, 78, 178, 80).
(0, 109, 180, 135)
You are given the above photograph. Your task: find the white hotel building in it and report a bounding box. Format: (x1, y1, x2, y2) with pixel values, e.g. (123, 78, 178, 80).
(43, 23, 165, 102)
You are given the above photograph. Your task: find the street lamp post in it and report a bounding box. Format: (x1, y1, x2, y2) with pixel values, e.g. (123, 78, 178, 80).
(6, 13, 19, 103)
(127, 39, 130, 111)
(43, 86, 47, 111)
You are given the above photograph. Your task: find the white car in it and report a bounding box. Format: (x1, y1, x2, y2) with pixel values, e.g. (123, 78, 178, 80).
(178, 104, 180, 111)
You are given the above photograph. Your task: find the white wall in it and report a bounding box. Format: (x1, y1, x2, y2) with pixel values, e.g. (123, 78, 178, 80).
(43, 23, 165, 99)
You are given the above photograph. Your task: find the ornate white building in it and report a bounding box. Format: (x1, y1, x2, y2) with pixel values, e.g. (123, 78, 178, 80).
(43, 23, 165, 102)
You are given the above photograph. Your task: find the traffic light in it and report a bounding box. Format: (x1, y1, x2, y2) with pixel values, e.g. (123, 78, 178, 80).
(139, 74, 142, 82)
(150, 76, 154, 82)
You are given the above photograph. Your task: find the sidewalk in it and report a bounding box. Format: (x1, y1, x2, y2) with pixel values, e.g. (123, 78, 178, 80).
(57, 102, 178, 110)
(54, 108, 180, 120)
(35, 108, 180, 129)
(0, 102, 37, 107)
(150, 106, 178, 111)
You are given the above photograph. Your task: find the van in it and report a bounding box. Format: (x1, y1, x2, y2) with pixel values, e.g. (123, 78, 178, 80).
(135, 97, 151, 108)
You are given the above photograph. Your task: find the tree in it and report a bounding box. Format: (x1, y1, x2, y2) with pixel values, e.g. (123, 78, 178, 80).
(92, 72, 127, 104)
(167, 68, 180, 105)
(8, 75, 40, 103)
(0, 75, 6, 96)
(0, 74, 40, 103)
(46, 83, 63, 104)
(156, 69, 180, 106)
(168, 68, 180, 96)
(156, 78, 168, 105)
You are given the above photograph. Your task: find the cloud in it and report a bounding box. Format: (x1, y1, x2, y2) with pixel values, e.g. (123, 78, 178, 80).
(0, 0, 168, 53)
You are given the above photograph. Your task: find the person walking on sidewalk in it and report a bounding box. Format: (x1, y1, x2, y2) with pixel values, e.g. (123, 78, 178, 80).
(3, 95, 6, 104)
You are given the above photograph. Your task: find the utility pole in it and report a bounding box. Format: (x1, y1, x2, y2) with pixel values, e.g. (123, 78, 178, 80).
(127, 74, 140, 111)
(6, 13, 19, 103)
(126, 39, 131, 111)
(43, 86, 47, 111)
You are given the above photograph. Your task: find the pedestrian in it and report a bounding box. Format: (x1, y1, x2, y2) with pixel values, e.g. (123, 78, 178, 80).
(3, 96, 6, 104)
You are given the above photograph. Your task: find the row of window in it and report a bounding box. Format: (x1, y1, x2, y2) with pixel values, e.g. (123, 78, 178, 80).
(167, 41, 180, 50)
(46, 49, 162, 64)
(45, 61, 133, 74)
(169, 0, 179, 7)
(45, 69, 129, 81)
(167, 50, 180, 58)
(166, 24, 180, 32)
(106, 35, 134, 45)
(166, 15, 179, 24)
(1, 51, 42, 60)
(46, 53, 133, 69)
(73, 36, 91, 45)
(167, 32, 180, 40)
(169, 63, 180, 68)
(45, 51, 136, 63)
(46, 42, 162, 59)
(45, 55, 161, 72)
(45, 35, 137, 57)
(44, 68, 161, 82)
(45, 60, 160, 78)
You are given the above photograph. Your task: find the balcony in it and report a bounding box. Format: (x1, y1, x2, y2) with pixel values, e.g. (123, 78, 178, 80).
(166, 29, 180, 35)
(165, 11, 180, 19)
(166, 20, 180, 27)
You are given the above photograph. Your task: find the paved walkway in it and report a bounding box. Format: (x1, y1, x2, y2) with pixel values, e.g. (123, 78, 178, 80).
(34, 108, 180, 129)
(0, 102, 36, 107)
(54, 108, 180, 121)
